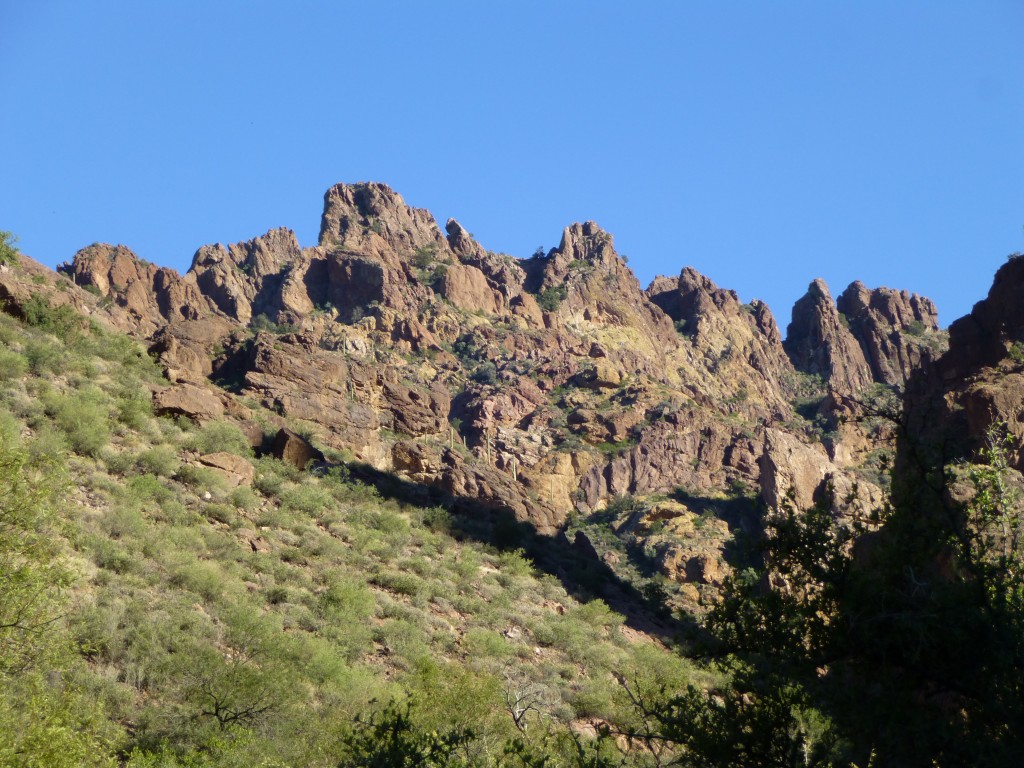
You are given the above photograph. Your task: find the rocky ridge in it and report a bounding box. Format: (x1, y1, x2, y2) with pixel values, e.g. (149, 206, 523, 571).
(0, 182, 945, 606)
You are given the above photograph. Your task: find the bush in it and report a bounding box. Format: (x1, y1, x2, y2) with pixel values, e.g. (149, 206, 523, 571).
(0, 231, 18, 266)
(24, 339, 65, 375)
(0, 349, 26, 381)
(185, 421, 252, 457)
(45, 387, 111, 456)
(536, 285, 567, 312)
(135, 445, 180, 477)
(470, 361, 498, 385)
(20, 295, 82, 338)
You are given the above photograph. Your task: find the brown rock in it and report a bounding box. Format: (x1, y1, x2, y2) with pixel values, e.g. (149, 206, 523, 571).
(198, 452, 255, 487)
(153, 384, 225, 421)
(836, 280, 944, 387)
(271, 428, 324, 470)
(785, 279, 874, 396)
(190, 227, 304, 324)
(438, 263, 502, 314)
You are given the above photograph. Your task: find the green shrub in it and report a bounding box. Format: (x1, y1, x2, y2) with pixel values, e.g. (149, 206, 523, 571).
(229, 485, 258, 511)
(280, 483, 334, 516)
(45, 387, 111, 456)
(372, 570, 423, 597)
(464, 627, 510, 659)
(135, 445, 180, 477)
(20, 295, 82, 338)
(113, 384, 153, 430)
(175, 464, 229, 495)
(536, 284, 567, 312)
(319, 574, 375, 620)
(0, 231, 18, 266)
(185, 421, 252, 457)
(24, 339, 65, 374)
(0, 349, 27, 381)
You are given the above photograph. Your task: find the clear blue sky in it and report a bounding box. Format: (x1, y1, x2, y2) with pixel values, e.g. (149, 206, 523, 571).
(2, 1, 1022, 328)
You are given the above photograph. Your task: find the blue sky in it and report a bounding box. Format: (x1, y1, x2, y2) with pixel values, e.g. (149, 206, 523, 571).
(2, 1, 1021, 327)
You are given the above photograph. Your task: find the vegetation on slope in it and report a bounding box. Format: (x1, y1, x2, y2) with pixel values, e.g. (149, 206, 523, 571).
(0, 297, 710, 766)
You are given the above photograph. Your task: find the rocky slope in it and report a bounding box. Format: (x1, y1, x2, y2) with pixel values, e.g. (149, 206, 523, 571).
(0, 182, 944, 605)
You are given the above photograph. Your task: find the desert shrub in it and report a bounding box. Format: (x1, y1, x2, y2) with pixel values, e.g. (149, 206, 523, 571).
(24, 339, 65, 374)
(20, 295, 82, 338)
(229, 485, 258, 511)
(124, 474, 176, 506)
(471, 361, 498, 385)
(0, 231, 18, 266)
(175, 465, 229, 496)
(184, 421, 251, 457)
(135, 445, 180, 477)
(463, 627, 510, 660)
(113, 384, 153, 430)
(319, 574, 376, 620)
(280, 483, 334, 516)
(570, 680, 617, 719)
(0, 349, 27, 381)
(372, 570, 423, 598)
(536, 284, 567, 312)
(45, 386, 111, 456)
(169, 557, 225, 602)
(203, 503, 236, 526)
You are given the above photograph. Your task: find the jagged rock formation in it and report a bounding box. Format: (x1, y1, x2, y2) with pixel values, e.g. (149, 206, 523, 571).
(28, 182, 938, 561)
(647, 267, 794, 417)
(785, 277, 947, 397)
(903, 256, 1024, 472)
(836, 281, 942, 386)
(785, 279, 875, 396)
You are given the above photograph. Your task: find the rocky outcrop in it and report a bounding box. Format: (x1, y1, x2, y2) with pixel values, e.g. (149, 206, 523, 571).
(903, 257, 1024, 472)
(319, 182, 448, 258)
(648, 267, 795, 416)
(189, 228, 304, 324)
(197, 452, 255, 487)
(60, 243, 214, 335)
(45, 181, 943, 556)
(437, 263, 502, 314)
(272, 428, 325, 470)
(153, 384, 226, 422)
(785, 279, 875, 396)
(836, 281, 943, 387)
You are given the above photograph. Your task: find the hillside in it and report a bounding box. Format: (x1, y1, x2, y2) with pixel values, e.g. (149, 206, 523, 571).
(5, 194, 1024, 766)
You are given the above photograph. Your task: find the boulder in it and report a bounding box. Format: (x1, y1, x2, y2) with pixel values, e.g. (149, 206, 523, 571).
(271, 428, 325, 470)
(198, 452, 255, 487)
(153, 384, 225, 421)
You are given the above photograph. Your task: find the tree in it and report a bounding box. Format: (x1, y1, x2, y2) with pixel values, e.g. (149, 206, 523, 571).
(0, 439, 68, 672)
(0, 230, 18, 266)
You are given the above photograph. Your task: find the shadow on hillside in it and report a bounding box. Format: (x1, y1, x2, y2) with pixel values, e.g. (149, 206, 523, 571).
(342, 461, 702, 645)
(669, 488, 764, 569)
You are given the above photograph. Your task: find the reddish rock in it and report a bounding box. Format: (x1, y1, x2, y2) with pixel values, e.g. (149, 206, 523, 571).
(785, 279, 874, 396)
(438, 263, 502, 314)
(837, 280, 944, 386)
(153, 384, 225, 421)
(271, 428, 324, 470)
(198, 452, 255, 487)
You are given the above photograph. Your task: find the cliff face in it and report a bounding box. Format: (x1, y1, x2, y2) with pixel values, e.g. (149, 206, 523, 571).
(901, 256, 1024, 474)
(785, 277, 947, 397)
(23, 182, 939, 600)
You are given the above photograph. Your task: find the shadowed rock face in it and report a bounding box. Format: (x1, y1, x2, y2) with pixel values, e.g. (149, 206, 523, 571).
(902, 257, 1024, 472)
(784, 278, 947, 397)
(785, 278, 875, 396)
(49, 181, 942, 548)
(836, 280, 942, 387)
